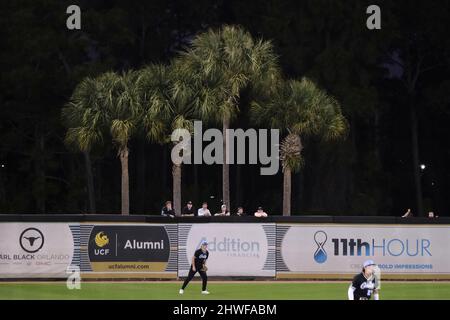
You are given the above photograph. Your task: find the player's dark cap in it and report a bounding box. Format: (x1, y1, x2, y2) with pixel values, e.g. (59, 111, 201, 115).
(187, 201, 193, 204)
(201, 241, 208, 246)
(258, 206, 263, 210)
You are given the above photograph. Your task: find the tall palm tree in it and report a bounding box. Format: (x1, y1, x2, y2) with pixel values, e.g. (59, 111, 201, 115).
(106, 71, 140, 215)
(63, 71, 140, 215)
(137, 62, 204, 215)
(62, 76, 106, 214)
(178, 25, 280, 209)
(252, 78, 348, 216)
(136, 64, 174, 211)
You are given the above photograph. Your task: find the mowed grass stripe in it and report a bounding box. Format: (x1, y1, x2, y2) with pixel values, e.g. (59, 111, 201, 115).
(0, 282, 449, 300)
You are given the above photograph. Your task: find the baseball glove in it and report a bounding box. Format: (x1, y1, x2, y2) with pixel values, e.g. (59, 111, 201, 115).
(201, 265, 208, 272)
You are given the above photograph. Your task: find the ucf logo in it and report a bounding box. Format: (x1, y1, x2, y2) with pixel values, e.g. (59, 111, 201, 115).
(94, 232, 110, 256)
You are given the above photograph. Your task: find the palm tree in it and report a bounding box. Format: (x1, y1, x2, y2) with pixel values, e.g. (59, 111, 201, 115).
(177, 25, 280, 209)
(137, 62, 203, 215)
(136, 64, 174, 211)
(107, 71, 140, 216)
(63, 71, 140, 215)
(251, 78, 348, 216)
(62, 76, 106, 214)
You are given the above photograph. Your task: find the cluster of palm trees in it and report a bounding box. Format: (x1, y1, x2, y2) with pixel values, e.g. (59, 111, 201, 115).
(62, 25, 347, 216)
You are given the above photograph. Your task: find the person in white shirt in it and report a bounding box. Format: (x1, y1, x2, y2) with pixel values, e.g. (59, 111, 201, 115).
(254, 206, 268, 218)
(215, 204, 230, 216)
(197, 202, 211, 217)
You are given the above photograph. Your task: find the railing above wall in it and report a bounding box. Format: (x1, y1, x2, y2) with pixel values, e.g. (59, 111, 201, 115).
(0, 214, 448, 224)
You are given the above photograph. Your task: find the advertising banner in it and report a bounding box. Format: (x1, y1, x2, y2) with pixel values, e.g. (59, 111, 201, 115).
(178, 223, 276, 277)
(277, 224, 450, 278)
(77, 224, 178, 278)
(0, 223, 74, 278)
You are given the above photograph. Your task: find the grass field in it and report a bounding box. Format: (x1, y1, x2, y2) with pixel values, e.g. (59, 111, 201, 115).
(1, 281, 450, 300)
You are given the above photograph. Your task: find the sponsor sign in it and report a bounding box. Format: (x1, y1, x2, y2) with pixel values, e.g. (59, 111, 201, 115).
(278, 224, 450, 277)
(178, 223, 275, 277)
(83, 224, 176, 274)
(0, 223, 74, 278)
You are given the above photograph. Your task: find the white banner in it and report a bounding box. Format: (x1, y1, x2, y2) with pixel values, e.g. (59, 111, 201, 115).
(0, 223, 74, 278)
(178, 223, 275, 277)
(278, 224, 450, 276)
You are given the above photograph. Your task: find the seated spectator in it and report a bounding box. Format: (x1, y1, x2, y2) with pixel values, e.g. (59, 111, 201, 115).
(401, 208, 412, 218)
(161, 201, 176, 218)
(215, 204, 230, 216)
(235, 206, 246, 216)
(182, 201, 195, 216)
(254, 206, 268, 218)
(197, 202, 212, 217)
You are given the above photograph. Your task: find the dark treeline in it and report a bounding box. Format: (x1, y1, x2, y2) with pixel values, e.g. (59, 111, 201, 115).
(0, 0, 449, 216)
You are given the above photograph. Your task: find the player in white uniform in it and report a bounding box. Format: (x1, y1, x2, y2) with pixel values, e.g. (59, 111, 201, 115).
(348, 260, 381, 300)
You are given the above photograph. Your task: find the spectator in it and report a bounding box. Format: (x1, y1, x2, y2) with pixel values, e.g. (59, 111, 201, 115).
(401, 208, 412, 218)
(235, 207, 246, 216)
(182, 201, 195, 216)
(161, 201, 176, 218)
(198, 202, 212, 217)
(254, 206, 268, 218)
(215, 204, 230, 216)
(428, 211, 435, 218)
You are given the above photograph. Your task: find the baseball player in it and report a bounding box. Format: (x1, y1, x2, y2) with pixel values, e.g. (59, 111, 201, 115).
(348, 260, 381, 300)
(179, 241, 210, 294)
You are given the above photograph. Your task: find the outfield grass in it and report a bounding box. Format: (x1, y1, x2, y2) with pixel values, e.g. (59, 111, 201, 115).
(1, 282, 449, 300)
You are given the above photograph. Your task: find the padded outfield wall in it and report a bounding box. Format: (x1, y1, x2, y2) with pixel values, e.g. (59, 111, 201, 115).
(0, 215, 449, 280)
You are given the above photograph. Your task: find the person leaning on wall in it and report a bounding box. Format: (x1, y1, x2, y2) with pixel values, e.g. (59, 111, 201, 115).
(182, 201, 195, 216)
(254, 206, 268, 218)
(161, 201, 176, 218)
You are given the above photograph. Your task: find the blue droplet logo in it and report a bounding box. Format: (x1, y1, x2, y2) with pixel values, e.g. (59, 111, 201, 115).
(314, 231, 328, 264)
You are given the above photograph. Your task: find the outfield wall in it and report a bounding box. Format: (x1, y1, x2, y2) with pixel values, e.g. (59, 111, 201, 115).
(0, 215, 449, 280)
(276, 223, 450, 280)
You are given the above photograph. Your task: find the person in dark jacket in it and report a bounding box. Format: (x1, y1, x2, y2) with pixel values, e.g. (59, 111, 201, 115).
(235, 206, 246, 216)
(161, 201, 176, 218)
(182, 201, 195, 216)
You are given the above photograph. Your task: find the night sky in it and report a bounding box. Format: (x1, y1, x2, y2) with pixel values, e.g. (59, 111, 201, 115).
(0, 0, 449, 216)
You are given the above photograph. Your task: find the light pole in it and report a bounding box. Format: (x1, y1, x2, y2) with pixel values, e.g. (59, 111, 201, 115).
(418, 163, 426, 216)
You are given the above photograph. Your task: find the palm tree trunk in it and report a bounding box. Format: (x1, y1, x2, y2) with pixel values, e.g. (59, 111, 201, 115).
(173, 163, 182, 216)
(410, 105, 423, 216)
(83, 151, 96, 214)
(119, 146, 130, 215)
(283, 167, 292, 216)
(222, 117, 230, 208)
